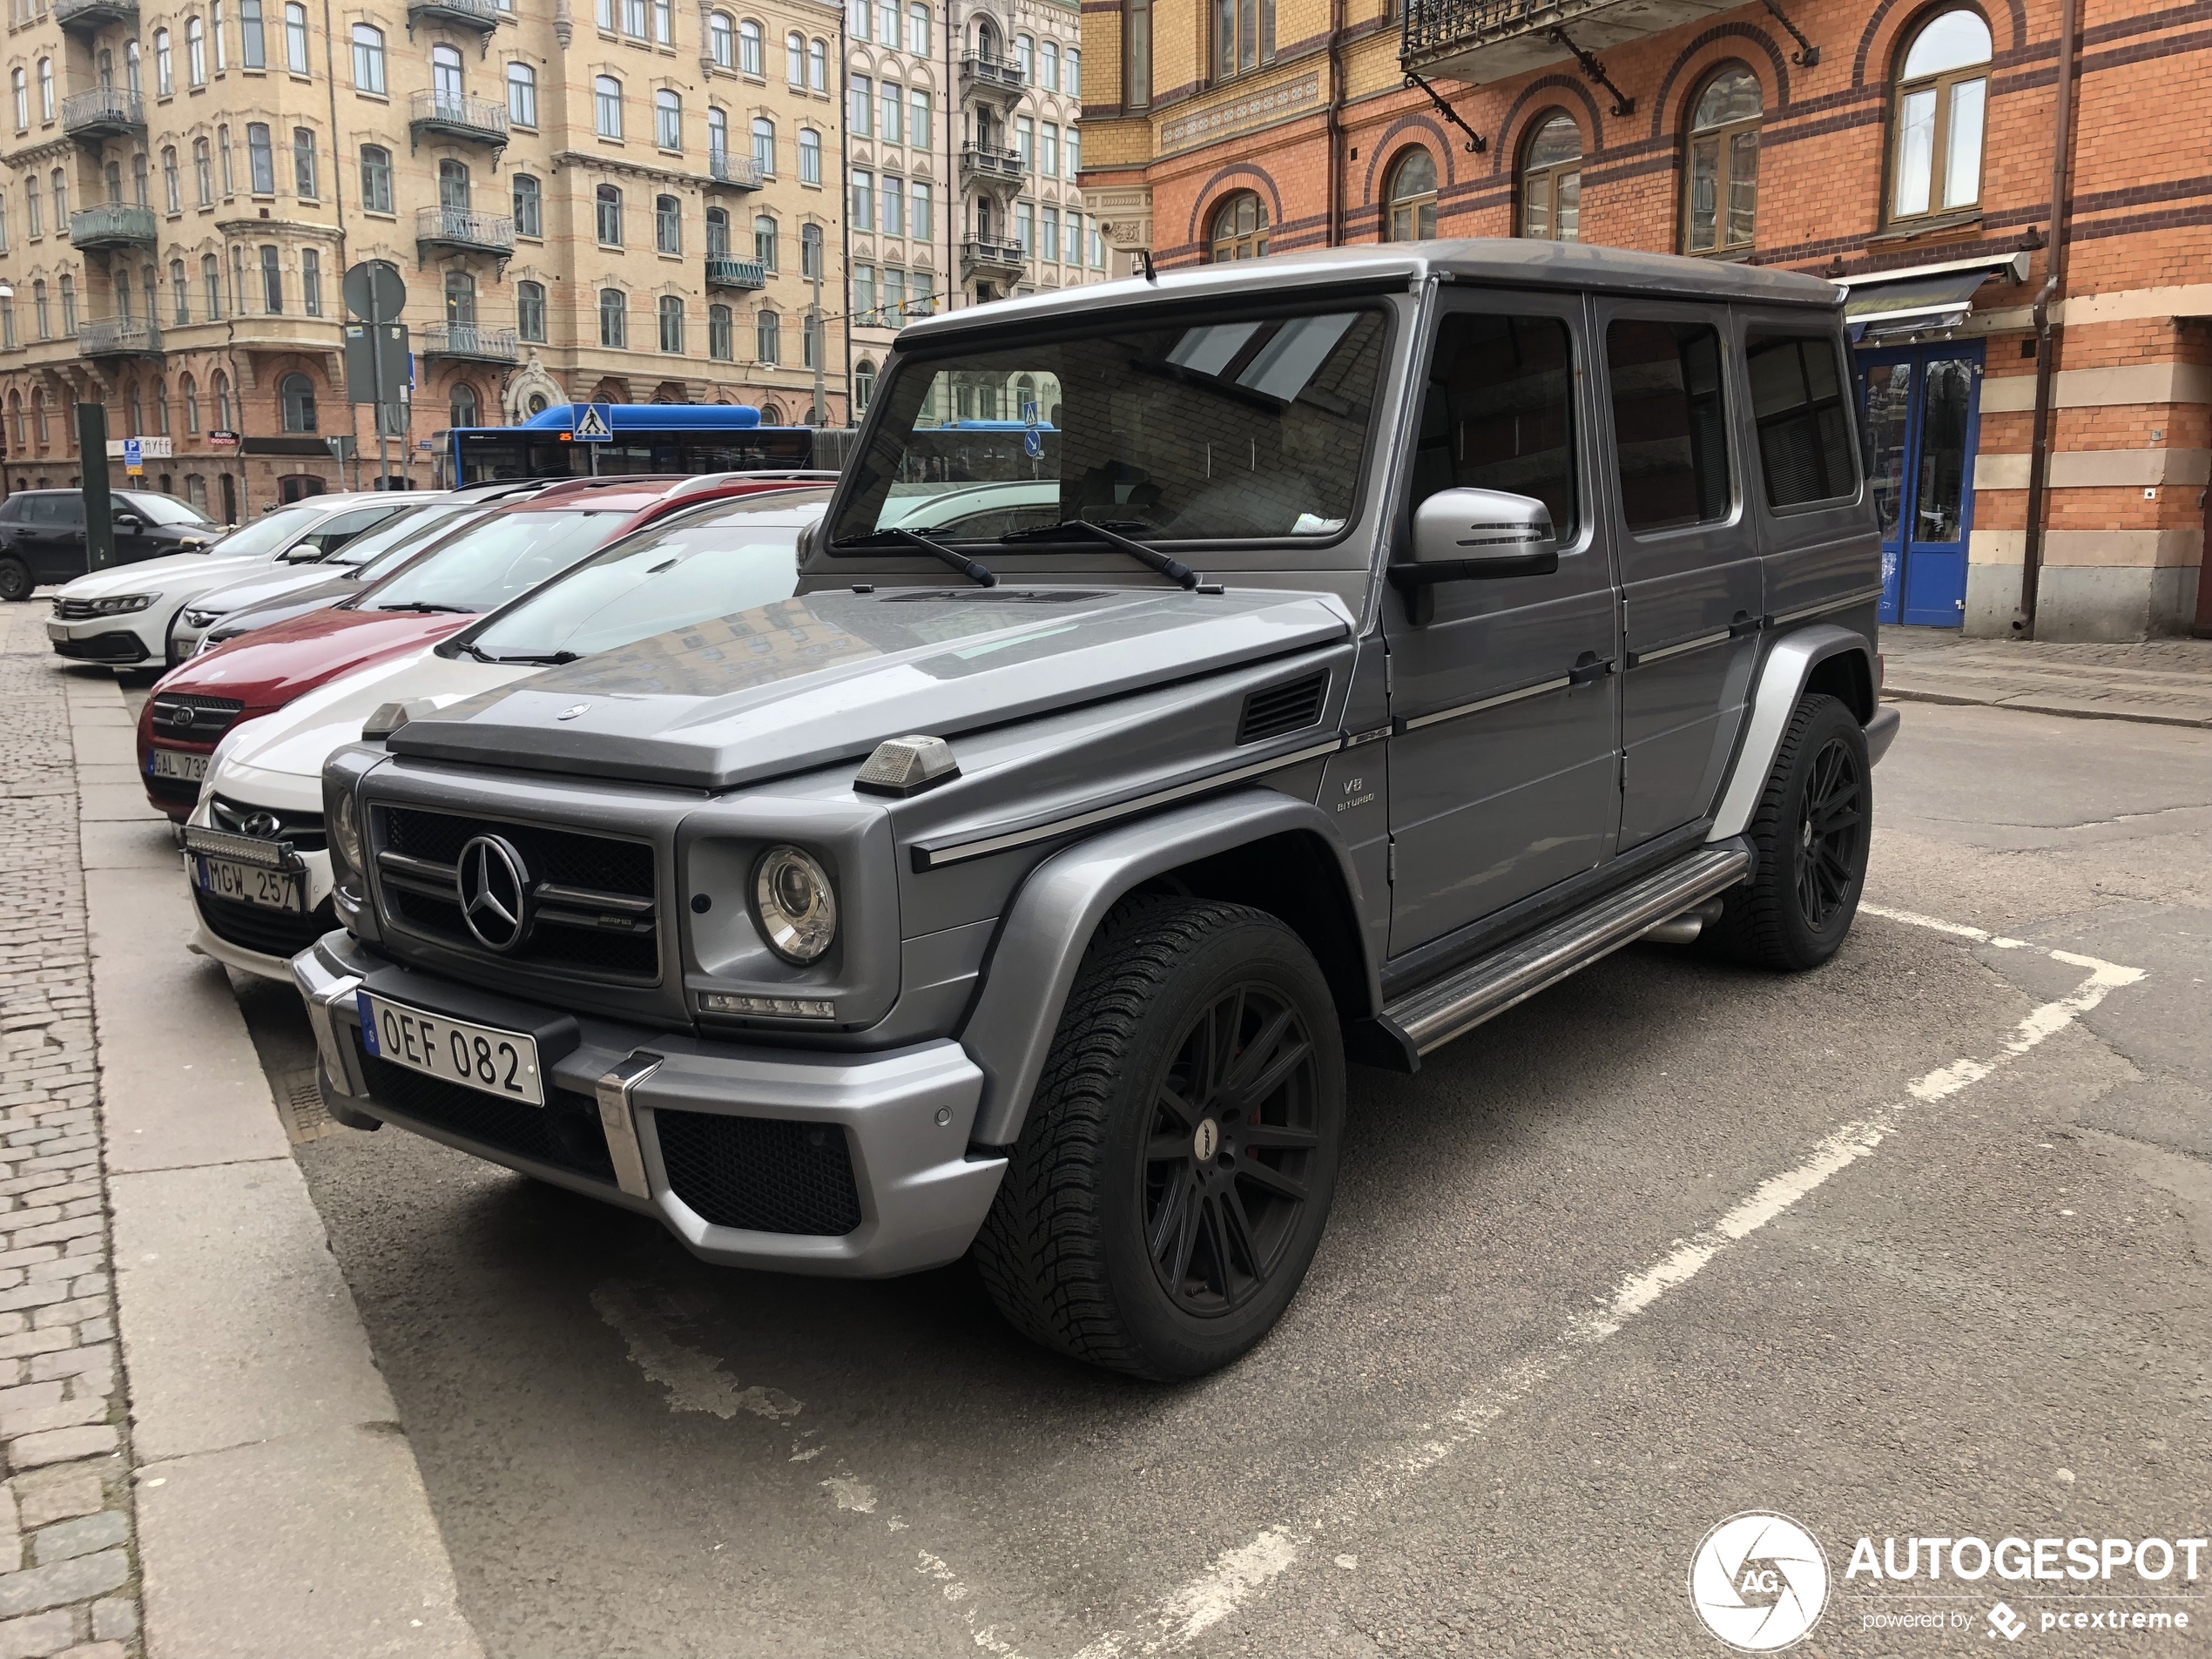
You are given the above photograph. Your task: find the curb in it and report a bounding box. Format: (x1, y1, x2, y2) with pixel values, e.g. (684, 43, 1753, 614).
(1880, 685, 2212, 731)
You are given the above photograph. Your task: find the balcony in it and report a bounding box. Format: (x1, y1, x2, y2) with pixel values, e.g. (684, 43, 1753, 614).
(408, 91, 509, 149)
(705, 152, 764, 191)
(406, 0, 499, 31)
(53, 0, 138, 33)
(959, 143, 1024, 186)
(69, 202, 157, 251)
(421, 322, 517, 363)
(1399, 0, 1735, 83)
(705, 257, 767, 290)
(415, 206, 516, 257)
(77, 317, 161, 358)
(959, 53, 1025, 98)
(960, 238, 1026, 279)
(60, 87, 144, 143)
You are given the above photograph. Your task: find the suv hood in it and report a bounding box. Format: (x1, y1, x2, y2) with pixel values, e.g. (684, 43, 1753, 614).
(389, 586, 1352, 792)
(188, 562, 340, 616)
(59, 548, 277, 598)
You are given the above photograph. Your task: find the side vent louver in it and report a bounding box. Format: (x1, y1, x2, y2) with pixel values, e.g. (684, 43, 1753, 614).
(1238, 671, 1328, 745)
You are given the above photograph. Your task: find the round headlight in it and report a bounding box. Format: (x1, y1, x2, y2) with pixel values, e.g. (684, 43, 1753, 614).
(331, 791, 365, 875)
(752, 845, 837, 964)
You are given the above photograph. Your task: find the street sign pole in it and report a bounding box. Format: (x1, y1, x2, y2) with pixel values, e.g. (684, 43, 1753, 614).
(77, 401, 113, 573)
(344, 262, 408, 489)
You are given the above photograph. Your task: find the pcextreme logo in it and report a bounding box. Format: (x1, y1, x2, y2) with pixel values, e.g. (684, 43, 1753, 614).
(1689, 1512, 1831, 1652)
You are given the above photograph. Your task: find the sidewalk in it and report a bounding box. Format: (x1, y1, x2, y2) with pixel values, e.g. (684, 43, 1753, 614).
(0, 606, 482, 1659)
(1879, 624, 2212, 728)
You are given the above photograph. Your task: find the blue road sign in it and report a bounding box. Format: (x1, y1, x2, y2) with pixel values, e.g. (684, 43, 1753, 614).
(572, 403, 615, 442)
(121, 438, 143, 475)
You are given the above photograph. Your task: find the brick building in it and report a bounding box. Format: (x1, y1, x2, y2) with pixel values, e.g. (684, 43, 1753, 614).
(0, 0, 847, 517)
(1078, 0, 2211, 639)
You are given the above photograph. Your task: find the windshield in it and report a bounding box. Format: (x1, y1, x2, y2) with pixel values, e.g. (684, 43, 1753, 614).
(121, 493, 216, 526)
(465, 496, 818, 661)
(831, 305, 1386, 546)
(360, 509, 623, 613)
(199, 503, 327, 559)
(338, 504, 489, 578)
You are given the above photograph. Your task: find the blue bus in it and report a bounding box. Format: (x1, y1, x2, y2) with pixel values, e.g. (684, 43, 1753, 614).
(447, 403, 858, 484)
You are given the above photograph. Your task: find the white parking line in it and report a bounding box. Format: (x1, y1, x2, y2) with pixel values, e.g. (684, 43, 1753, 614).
(1071, 911, 2148, 1657)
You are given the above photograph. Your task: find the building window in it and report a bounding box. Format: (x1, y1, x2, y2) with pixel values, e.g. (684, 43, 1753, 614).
(881, 176, 903, 237)
(513, 172, 541, 237)
(751, 117, 774, 174)
(738, 18, 762, 75)
(623, 0, 645, 38)
(801, 220, 822, 277)
(10, 70, 24, 133)
(239, 0, 266, 66)
(243, 123, 272, 193)
(709, 11, 733, 67)
(1041, 39, 1059, 91)
(705, 206, 729, 257)
(507, 62, 536, 126)
(194, 138, 213, 205)
(1212, 0, 1271, 79)
(1015, 114, 1032, 169)
(855, 359, 877, 410)
(1015, 31, 1034, 77)
(754, 212, 777, 268)
(907, 2, 928, 53)
(1124, 0, 1150, 105)
(163, 147, 182, 213)
(1521, 113, 1581, 241)
(285, 3, 308, 74)
(301, 246, 320, 314)
(876, 0, 896, 47)
(293, 127, 316, 198)
(360, 144, 392, 212)
(798, 126, 820, 184)
(1892, 9, 1991, 222)
(155, 30, 173, 97)
(444, 270, 475, 323)
(853, 262, 875, 323)
(599, 288, 626, 347)
(809, 37, 826, 91)
(912, 179, 931, 241)
(786, 30, 804, 84)
(260, 244, 282, 311)
(656, 193, 680, 253)
(214, 372, 233, 428)
(517, 280, 545, 341)
(654, 0, 671, 44)
(658, 294, 683, 352)
(450, 381, 477, 427)
(846, 0, 865, 43)
(212, 0, 228, 69)
(882, 79, 903, 145)
(656, 88, 681, 149)
(202, 255, 222, 320)
(170, 258, 188, 323)
(1015, 201, 1033, 252)
(850, 73, 870, 138)
(1207, 191, 1267, 260)
(850, 171, 872, 232)
(909, 88, 930, 149)
(1385, 146, 1437, 241)
(708, 303, 732, 360)
(280, 370, 315, 431)
(596, 183, 622, 245)
(756, 309, 779, 363)
(182, 374, 199, 430)
(1685, 64, 1760, 254)
(430, 42, 462, 111)
(218, 125, 233, 194)
(595, 75, 622, 138)
(1606, 319, 1730, 531)
(438, 155, 469, 209)
(188, 17, 207, 84)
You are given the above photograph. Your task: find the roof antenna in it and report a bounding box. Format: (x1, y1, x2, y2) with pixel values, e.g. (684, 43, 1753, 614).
(1136, 249, 1157, 283)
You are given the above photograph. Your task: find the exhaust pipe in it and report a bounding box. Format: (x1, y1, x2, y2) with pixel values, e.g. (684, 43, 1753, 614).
(1644, 897, 1725, 946)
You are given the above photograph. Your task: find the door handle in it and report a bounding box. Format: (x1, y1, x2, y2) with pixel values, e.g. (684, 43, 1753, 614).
(1729, 610, 1764, 637)
(1568, 652, 1614, 687)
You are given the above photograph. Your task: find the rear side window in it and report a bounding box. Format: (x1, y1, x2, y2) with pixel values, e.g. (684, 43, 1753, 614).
(1745, 332, 1858, 509)
(0, 497, 24, 523)
(1413, 312, 1578, 538)
(1606, 319, 1731, 533)
(299, 504, 401, 555)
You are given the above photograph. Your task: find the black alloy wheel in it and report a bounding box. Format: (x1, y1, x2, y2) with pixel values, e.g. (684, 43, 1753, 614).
(0, 556, 30, 604)
(1143, 982, 1320, 1318)
(1794, 734, 1864, 932)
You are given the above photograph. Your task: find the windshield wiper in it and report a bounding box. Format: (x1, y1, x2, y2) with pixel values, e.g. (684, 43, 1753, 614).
(998, 520, 1198, 590)
(478, 650, 582, 665)
(829, 528, 997, 587)
(373, 601, 475, 613)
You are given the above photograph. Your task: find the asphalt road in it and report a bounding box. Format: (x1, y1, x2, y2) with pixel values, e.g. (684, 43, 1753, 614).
(229, 698, 2210, 1659)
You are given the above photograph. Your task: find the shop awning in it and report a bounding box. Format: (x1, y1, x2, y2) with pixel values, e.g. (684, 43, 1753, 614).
(1838, 250, 2033, 342)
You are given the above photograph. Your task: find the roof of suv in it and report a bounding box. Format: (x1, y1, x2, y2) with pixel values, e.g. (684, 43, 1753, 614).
(903, 238, 1843, 345)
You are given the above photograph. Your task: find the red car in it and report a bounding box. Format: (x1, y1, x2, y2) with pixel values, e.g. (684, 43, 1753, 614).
(137, 474, 815, 819)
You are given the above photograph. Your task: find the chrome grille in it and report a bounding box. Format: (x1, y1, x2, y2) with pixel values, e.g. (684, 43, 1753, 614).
(151, 693, 246, 741)
(210, 794, 327, 853)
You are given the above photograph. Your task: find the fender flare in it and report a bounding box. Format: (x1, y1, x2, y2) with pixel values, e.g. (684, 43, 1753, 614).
(959, 789, 1378, 1148)
(1708, 623, 1877, 842)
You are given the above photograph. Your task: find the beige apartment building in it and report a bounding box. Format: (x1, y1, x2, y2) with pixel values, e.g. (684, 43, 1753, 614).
(844, 0, 1103, 415)
(0, 0, 844, 514)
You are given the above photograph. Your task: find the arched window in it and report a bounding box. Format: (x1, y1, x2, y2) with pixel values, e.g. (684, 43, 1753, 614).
(708, 107, 728, 158)
(187, 17, 206, 85)
(658, 294, 683, 352)
(1685, 64, 1761, 253)
(200, 255, 221, 320)
(855, 359, 877, 410)
(181, 374, 199, 431)
(193, 138, 212, 205)
(37, 57, 54, 121)
(705, 205, 730, 257)
(1385, 147, 1437, 241)
(213, 371, 233, 429)
(516, 280, 545, 341)
(655, 87, 681, 148)
(280, 372, 315, 433)
(512, 172, 541, 236)
(598, 287, 626, 347)
(751, 116, 774, 174)
(1041, 39, 1059, 91)
(800, 221, 822, 278)
(753, 212, 777, 268)
(596, 183, 622, 243)
(1207, 192, 1267, 261)
(169, 258, 186, 323)
(760, 401, 783, 425)
(507, 61, 536, 127)
(285, 2, 308, 75)
(595, 75, 623, 138)
(154, 30, 173, 97)
(1520, 113, 1581, 241)
(1892, 8, 1991, 221)
(709, 10, 733, 67)
(10, 70, 25, 133)
(32, 389, 47, 444)
(152, 379, 169, 435)
(351, 21, 385, 90)
(757, 309, 779, 364)
(738, 17, 763, 75)
(162, 147, 180, 214)
(438, 158, 470, 211)
(444, 269, 475, 323)
(655, 193, 680, 253)
(786, 30, 804, 84)
(1015, 32, 1034, 77)
(798, 126, 821, 184)
(431, 43, 462, 110)
(359, 144, 392, 212)
(808, 37, 826, 91)
(126, 381, 144, 436)
(708, 304, 732, 361)
(449, 381, 477, 427)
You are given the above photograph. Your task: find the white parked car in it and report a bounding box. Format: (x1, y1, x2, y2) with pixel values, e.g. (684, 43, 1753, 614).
(48, 492, 441, 668)
(186, 488, 826, 980)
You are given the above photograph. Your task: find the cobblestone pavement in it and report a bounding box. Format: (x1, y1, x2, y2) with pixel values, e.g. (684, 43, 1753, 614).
(1879, 623, 2212, 726)
(0, 606, 141, 1659)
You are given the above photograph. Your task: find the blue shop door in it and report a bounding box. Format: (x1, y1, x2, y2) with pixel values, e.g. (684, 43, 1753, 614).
(1858, 344, 1982, 627)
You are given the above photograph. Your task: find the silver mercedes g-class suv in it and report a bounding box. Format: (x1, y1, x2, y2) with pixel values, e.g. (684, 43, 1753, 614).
(293, 240, 1898, 1379)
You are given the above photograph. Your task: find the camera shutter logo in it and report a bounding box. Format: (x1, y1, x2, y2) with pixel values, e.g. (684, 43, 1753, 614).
(1688, 1512, 1829, 1652)
(456, 834, 532, 952)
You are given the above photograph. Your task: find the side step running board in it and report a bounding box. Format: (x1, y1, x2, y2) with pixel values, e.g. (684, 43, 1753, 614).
(1350, 842, 1751, 1074)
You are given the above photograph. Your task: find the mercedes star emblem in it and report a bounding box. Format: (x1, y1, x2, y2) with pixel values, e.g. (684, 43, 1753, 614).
(455, 833, 532, 953)
(556, 704, 591, 721)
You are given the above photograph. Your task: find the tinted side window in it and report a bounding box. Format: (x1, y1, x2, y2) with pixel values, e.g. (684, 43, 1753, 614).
(1413, 312, 1578, 537)
(0, 497, 24, 523)
(1606, 319, 1730, 533)
(1745, 332, 1857, 509)
(300, 504, 400, 553)
(46, 496, 85, 527)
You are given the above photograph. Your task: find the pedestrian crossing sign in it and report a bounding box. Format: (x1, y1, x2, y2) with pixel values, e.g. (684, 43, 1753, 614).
(572, 403, 614, 442)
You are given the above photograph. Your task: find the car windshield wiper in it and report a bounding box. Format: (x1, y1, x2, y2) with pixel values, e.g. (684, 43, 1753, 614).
(998, 520, 1198, 590)
(373, 600, 475, 613)
(828, 527, 997, 587)
(475, 649, 581, 665)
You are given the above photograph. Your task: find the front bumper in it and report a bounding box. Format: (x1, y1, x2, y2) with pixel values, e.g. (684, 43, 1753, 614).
(292, 934, 1006, 1278)
(184, 798, 335, 979)
(47, 617, 155, 664)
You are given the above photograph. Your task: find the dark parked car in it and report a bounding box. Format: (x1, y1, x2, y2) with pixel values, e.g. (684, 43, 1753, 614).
(0, 489, 222, 600)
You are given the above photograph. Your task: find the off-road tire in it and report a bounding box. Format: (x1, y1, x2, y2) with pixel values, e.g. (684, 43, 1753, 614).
(974, 895, 1345, 1380)
(1708, 691, 1870, 971)
(0, 556, 31, 604)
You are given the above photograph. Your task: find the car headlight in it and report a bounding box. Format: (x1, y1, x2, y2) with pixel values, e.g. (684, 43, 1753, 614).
(752, 845, 837, 964)
(92, 593, 158, 615)
(330, 789, 365, 878)
(180, 608, 221, 629)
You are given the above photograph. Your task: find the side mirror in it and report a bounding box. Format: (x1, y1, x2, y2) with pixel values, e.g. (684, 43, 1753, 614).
(1390, 488, 1561, 624)
(112, 512, 144, 534)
